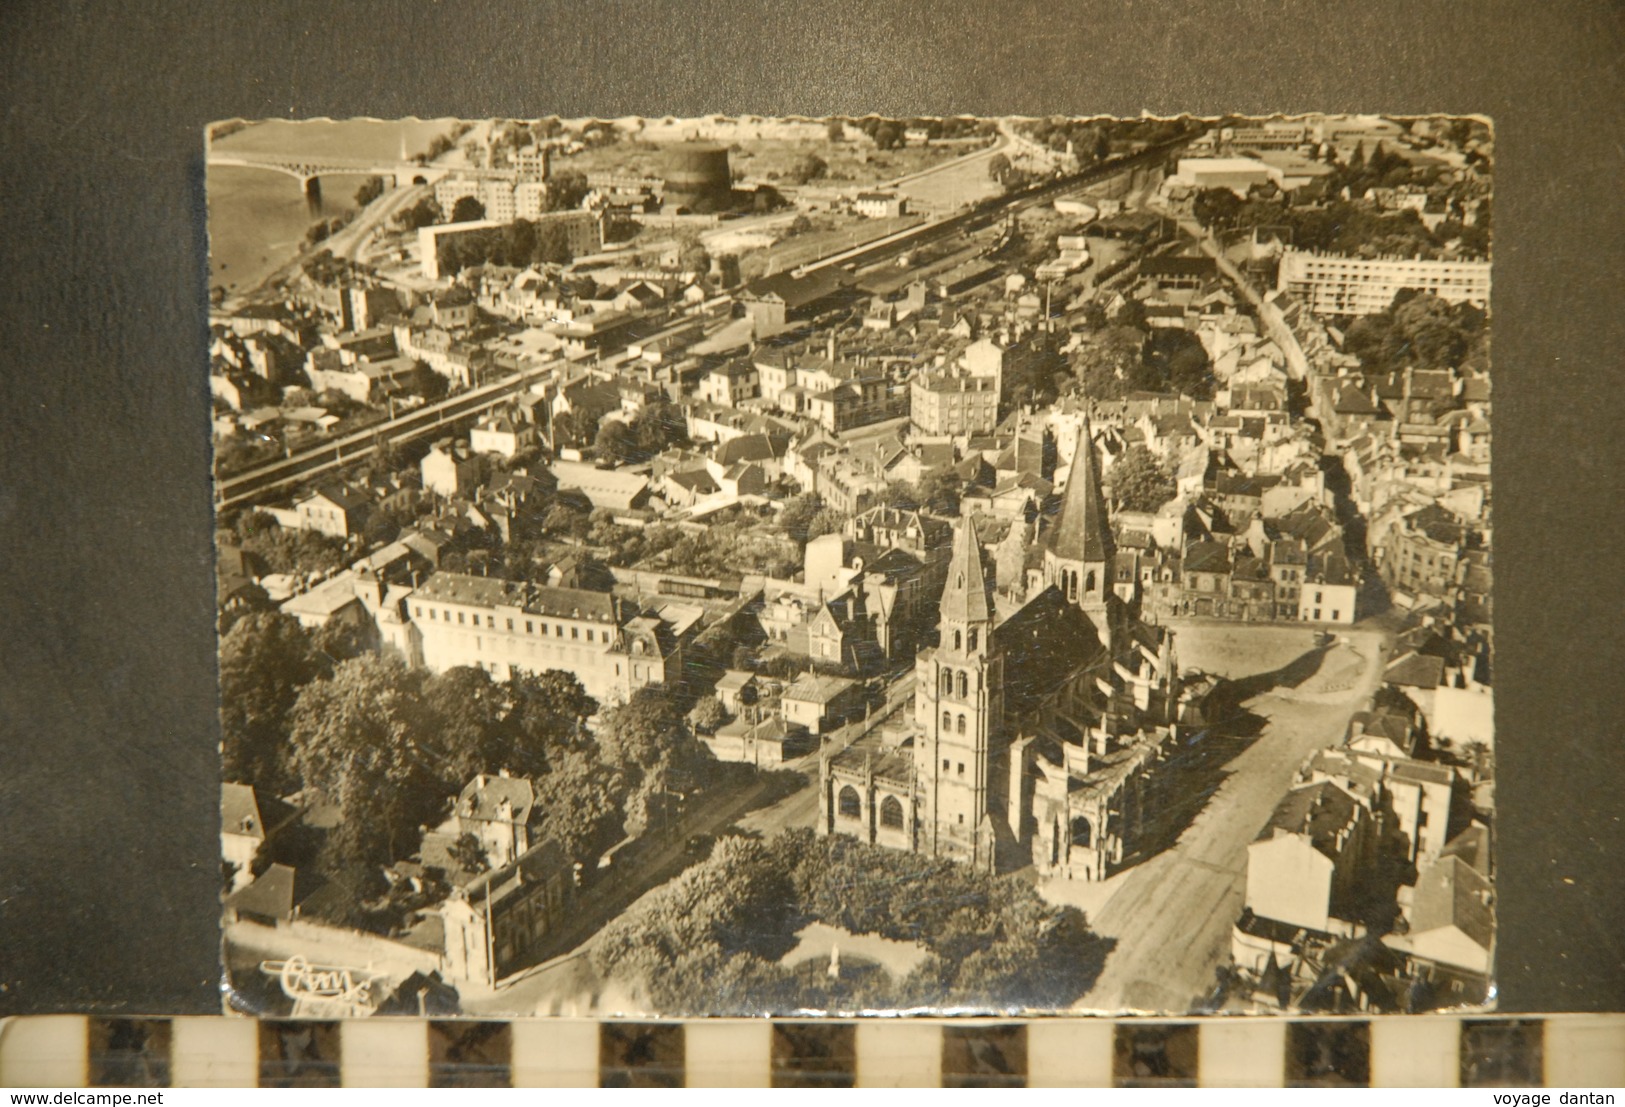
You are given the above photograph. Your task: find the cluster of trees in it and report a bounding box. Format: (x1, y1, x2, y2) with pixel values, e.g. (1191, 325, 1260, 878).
(786, 153, 828, 186)
(841, 116, 908, 151)
(1022, 117, 1193, 160)
(591, 828, 1104, 1014)
(395, 197, 444, 232)
(302, 214, 353, 248)
(1341, 290, 1489, 375)
(1021, 118, 1110, 165)
(998, 337, 1071, 412)
(548, 170, 591, 212)
(987, 153, 1046, 192)
(354, 177, 387, 208)
(653, 519, 800, 580)
(778, 493, 848, 544)
(414, 123, 472, 167)
(876, 471, 967, 518)
(593, 400, 690, 466)
(584, 518, 685, 569)
(1107, 445, 1177, 513)
(221, 510, 349, 578)
(593, 688, 713, 837)
(435, 217, 579, 276)
(1066, 318, 1214, 403)
(222, 611, 712, 925)
(1191, 189, 1480, 261)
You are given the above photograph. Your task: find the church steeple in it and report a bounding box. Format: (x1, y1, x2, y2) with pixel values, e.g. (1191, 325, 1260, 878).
(1045, 420, 1115, 614)
(940, 519, 994, 631)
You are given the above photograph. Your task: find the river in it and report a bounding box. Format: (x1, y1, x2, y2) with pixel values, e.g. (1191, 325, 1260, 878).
(206, 118, 457, 293)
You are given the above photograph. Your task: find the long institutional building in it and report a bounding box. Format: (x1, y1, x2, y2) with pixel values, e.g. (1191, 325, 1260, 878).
(406, 572, 683, 705)
(1276, 249, 1490, 317)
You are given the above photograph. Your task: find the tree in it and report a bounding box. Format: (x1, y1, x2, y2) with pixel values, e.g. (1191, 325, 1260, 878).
(409, 359, 449, 401)
(805, 506, 849, 542)
(778, 493, 824, 543)
(532, 748, 625, 865)
(1113, 297, 1148, 330)
(219, 612, 328, 794)
(548, 170, 590, 212)
(595, 688, 706, 836)
(785, 213, 813, 236)
(874, 122, 904, 150)
(987, 152, 1012, 183)
(550, 409, 591, 449)
(826, 119, 845, 143)
(1191, 187, 1243, 233)
(677, 236, 711, 275)
(787, 153, 828, 185)
(544, 501, 590, 538)
(450, 196, 486, 223)
(396, 197, 442, 231)
(632, 400, 689, 459)
(687, 695, 728, 734)
(507, 669, 598, 765)
(1142, 328, 1214, 399)
(593, 418, 638, 466)
(313, 618, 369, 663)
(1075, 300, 1109, 331)
(447, 832, 490, 874)
(421, 665, 510, 785)
(354, 177, 386, 208)
(1108, 445, 1177, 512)
(1069, 326, 1147, 402)
(286, 654, 445, 866)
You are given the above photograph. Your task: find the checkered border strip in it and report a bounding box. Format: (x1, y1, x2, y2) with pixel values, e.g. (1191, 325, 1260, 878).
(2, 1015, 1620, 1087)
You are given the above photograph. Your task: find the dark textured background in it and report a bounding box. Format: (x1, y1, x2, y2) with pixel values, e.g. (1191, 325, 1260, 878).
(1, 0, 1620, 1016)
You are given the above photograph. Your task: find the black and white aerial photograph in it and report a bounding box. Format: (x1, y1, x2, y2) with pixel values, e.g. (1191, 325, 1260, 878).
(206, 112, 1495, 1020)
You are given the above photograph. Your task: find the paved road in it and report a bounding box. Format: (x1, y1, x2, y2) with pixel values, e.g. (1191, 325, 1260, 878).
(1055, 626, 1390, 1013)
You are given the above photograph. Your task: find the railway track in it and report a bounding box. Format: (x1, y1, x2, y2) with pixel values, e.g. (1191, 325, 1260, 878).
(214, 361, 558, 511)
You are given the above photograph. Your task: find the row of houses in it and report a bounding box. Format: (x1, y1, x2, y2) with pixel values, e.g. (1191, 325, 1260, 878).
(1232, 676, 1494, 1013)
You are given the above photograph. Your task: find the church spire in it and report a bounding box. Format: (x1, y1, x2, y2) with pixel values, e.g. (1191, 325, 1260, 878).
(940, 519, 993, 627)
(1052, 420, 1114, 566)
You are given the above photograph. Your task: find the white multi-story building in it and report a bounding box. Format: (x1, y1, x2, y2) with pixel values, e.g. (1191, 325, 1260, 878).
(409, 572, 683, 706)
(1277, 249, 1490, 317)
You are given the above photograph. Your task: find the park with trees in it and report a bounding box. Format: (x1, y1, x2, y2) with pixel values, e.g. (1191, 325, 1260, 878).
(218, 600, 722, 931)
(590, 827, 1108, 1014)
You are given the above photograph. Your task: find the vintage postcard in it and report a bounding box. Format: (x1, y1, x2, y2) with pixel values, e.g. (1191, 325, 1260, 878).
(207, 113, 1493, 1018)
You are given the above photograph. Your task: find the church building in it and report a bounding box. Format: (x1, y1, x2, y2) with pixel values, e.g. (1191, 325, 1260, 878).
(820, 424, 1189, 880)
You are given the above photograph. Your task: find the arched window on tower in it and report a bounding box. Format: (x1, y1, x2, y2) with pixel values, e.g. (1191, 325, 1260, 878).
(956, 714, 967, 735)
(942, 710, 952, 731)
(1085, 570, 1097, 595)
(1066, 570, 1078, 601)
(968, 628, 978, 651)
(942, 669, 953, 695)
(957, 671, 968, 698)
(954, 629, 962, 650)
(838, 786, 861, 819)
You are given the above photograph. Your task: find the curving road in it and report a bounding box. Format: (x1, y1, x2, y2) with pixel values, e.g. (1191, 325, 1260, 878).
(1051, 624, 1391, 1014)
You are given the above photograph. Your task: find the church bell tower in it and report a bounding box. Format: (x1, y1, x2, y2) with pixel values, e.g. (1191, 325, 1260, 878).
(915, 520, 1003, 869)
